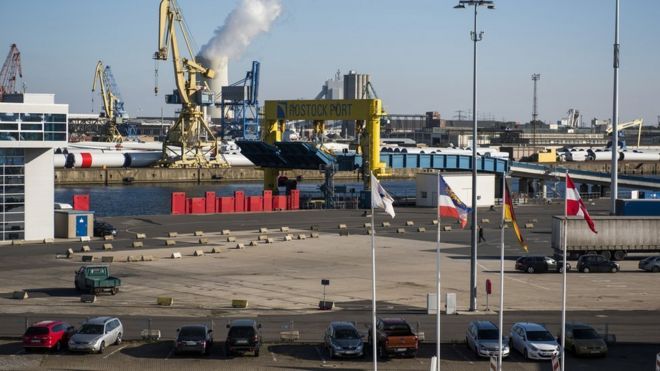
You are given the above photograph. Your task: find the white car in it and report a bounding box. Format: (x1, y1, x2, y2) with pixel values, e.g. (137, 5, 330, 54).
(509, 322, 560, 360)
(68, 317, 123, 353)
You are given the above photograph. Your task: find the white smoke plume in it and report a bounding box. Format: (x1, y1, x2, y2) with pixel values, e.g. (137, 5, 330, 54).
(198, 0, 282, 118)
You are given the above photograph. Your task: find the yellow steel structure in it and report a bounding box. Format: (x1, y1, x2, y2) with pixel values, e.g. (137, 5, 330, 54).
(154, 0, 226, 168)
(91, 61, 123, 143)
(606, 118, 644, 148)
(262, 99, 386, 190)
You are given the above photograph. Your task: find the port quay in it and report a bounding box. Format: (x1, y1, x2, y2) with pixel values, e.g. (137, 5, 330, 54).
(1, 1, 659, 370)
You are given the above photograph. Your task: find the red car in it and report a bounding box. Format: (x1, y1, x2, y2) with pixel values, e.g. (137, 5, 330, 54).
(23, 321, 75, 352)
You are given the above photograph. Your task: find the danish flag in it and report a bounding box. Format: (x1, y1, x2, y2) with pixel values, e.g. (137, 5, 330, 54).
(566, 173, 597, 234)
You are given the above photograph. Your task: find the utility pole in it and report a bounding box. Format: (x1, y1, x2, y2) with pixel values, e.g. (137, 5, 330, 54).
(610, 0, 620, 216)
(531, 74, 540, 148)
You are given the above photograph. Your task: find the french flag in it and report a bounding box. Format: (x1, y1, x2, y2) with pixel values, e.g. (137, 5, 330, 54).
(566, 173, 597, 234)
(439, 175, 472, 228)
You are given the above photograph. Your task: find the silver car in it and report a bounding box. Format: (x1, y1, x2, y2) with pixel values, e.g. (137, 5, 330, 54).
(324, 321, 364, 358)
(68, 317, 123, 353)
(466, 320, 509, 358)
(639, 256, 660, 272)
(509, 322, 560, 360)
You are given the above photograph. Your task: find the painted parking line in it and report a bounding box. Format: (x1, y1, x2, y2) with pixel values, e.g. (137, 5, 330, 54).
(103, 345, 127, 359)
(314, 346, 327, 365)
(12, 349, 25, 356)
(164, 348, 174, 360)
(270, 351, 277, 362)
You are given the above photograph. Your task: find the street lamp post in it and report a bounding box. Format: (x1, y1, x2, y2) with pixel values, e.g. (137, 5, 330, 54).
(454, 0, 495, 313)
(610, 0, 620, 215)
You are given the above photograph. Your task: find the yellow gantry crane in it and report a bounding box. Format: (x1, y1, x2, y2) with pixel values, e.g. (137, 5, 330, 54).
(92, 61, 124, 143)
(154, 0, 226, 168)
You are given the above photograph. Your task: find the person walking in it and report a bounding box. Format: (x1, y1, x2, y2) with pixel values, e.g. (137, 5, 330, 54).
(478, 225, 486, 242)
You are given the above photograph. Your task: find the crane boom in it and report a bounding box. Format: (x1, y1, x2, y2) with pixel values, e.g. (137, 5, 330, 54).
(606, 118, 643, 149)
(0, 44, 22, 101)
(91, 61, 123, 143)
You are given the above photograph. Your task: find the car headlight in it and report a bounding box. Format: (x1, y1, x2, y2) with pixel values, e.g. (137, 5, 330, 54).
(528, 344, 539, 351)
(332, 343, 342, 350)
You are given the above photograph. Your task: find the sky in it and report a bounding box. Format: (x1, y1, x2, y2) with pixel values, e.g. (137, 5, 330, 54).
(1, 0, 659, 126)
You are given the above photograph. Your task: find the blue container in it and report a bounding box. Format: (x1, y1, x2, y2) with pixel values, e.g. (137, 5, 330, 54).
(615, 199, 660, 216)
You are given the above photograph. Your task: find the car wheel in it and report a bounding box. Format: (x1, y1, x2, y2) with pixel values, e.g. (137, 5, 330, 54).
(98, 341, 105, 354)
(329, 347, 334, 359)
(652, 266, 659, 273)
(523, 348, 529, 360)
(115, 333, 122, 345)
(254, 347, 259, 357)
(583, 267, 590, 273)
(54, 341, 62, 353)
(111, 288, 118, 295)
(611, 266, 618, 273)
(526, 266, 535, 273)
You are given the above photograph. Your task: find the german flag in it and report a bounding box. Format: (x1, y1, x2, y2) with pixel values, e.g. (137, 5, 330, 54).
(504, 181, 528, 252)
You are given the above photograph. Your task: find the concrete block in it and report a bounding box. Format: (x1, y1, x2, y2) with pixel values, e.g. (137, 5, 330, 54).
(168, 232, 178, 238)
(193, 250, 204, 257)
(225, 236, 235, 242)
(66, 248, 75, 258)
(338, 224, 347, 229)
(280, 226, 290, 232)
(319, 300, 334, 310)
(406, 220, 415, 226)
(198, 238, 208, 245)
(381, 222, 391, 227)
(12, 291, 28, 300)
(283, 235, 293, 241)
(80, 245, 91, 252)
(442, 225, 453, 232)
(525, 223, 535, 229)
(266, 238, 275, 244)
(432, 220, 439, 225)
(417, 227, 427, 232)
(135, 233, 146, 239)
(171, 252, 182, 259)
(259, 227, 269, 233)
(211, 247, 222, 254)
(232, 299, 248, 308)
(165, 239, 176, 246)
(396, 228, 406, 234)
(80, 294, 96, 303)
(127, 256, 140, 262)
(103, 243, 113, 251)
(311, 232, 320, 238)
(366, 229, 372, 235)
(339, 230, 349, 236)
(43, 238, 54, 244)
(297, 234, 307, 240)
(364, 223, 372, 228)
(481, 218, 490, 224)
(141, 329, 161, 341)
(258, 235, 268, 241)
(280, 330, 300, 342)
(132, 241, 144, 248)
(103, 235, 114, 241)
(80, 236, 91, 242)
(101, 256, 114, 263)
(530, 218, 538, 223)
(249, 241, 259, 247)
(310, 225, 320, 231)
(81, 255, 95, 262)
(141, 255, 154, 262)
(235, 243, 245, 249)
(194, 230, 204, 236)
(221, 229, 231, 235)
(157, 296, 174, 306)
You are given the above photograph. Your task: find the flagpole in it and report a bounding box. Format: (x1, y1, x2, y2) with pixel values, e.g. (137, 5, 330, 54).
(435, 172, 441, 371)
(498, 173, 506, 371)
(561, 170, 568, 371)
(370, 172, 378, 371)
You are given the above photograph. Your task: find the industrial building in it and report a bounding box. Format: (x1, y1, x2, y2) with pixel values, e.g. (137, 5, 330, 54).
(0, 93, 68, 241)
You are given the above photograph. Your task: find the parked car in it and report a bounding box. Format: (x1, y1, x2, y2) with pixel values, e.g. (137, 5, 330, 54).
(577, 254, 620, 273)
(638, 256, 660, 272)
(509, 322, 560, 360)
(324, 321, 364, 359)
(465, 320, 509, 358)
(174, 325, 213, 355)
(23, 321, 75, 352)
(225, 319, 261, 357)
(68, 317, 123, 353)
(515, 256, 571, 273)
(74, 265, 121, 295)
(93, 221, 117, 237)
(560, 322, 607, 357)
(369, 317, 418, 358)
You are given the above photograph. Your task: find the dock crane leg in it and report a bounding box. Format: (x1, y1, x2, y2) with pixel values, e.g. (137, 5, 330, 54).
(263, 119, 282, 192)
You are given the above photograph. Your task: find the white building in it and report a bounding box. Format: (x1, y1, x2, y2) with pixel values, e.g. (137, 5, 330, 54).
(416, 172, 495, 208)
(0, 94, 68, 241)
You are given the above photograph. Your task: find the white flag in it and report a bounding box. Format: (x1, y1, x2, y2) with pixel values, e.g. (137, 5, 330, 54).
(371, 173, 395, 218)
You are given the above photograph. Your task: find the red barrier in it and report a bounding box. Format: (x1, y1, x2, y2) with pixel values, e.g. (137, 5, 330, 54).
(234, 191, 245, 212)
(263, 190, 272, 212)
(205, 192, 216, 213)
(287, 190, 300, 210)
(218, 197, 234, 213)
(73, 194, 90, 211)
(273, 195, 287, 210)
(190, 197, 205, 214)
(186, 198, 192, 214)
(247, 196, 263, 212)
(171, 192, 186, 214)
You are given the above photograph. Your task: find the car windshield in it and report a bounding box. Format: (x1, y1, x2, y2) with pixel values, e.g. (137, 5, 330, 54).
(178, 327, 206, 340)
(25, 327, 49, 336)
(229, 327, 255, 338)
(526, 330, 555, 341)
(478, 329, 499, 340)
(573, 328, 600, 339)
(78, 324, 104, 335)
(383, 323, 412, 336)
(335, 328, 359, 340)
